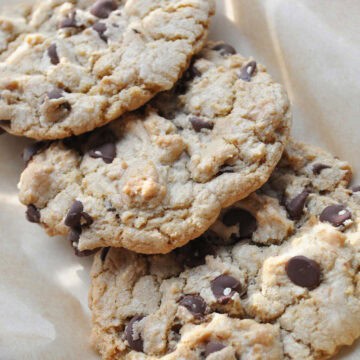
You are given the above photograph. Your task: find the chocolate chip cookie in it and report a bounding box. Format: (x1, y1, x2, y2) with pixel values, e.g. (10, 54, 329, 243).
(18, 43, 291, 254)
(89, 140, 360, 359)
(0, 0, 214, 139)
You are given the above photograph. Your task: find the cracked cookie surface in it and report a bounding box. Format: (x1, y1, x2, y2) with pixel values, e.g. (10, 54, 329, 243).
(18, 43, 291, 254)
(89, 140, 360, 359)
(0, 0, 214, 139)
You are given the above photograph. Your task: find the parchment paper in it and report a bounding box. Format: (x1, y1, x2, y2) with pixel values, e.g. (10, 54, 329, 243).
(0, 1, 359, 359)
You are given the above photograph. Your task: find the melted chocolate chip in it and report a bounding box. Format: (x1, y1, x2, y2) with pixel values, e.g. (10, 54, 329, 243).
(211, 275, 242, 304)
(26, 204, 41, 223)
(59, 11, 77, 28)
(319, 205, 352, 227)
(286, 190, 310, 220)
(212, 43, 236, 56)
(100, 247, 110, 262)
(48, 44, 59, 65)
(89, 142, 116, 164)
(22, 141, 49, 165)
(222, 208, 258, 240)
(239, 61, 257, 82)
(286, 256, 321, 290)
(93, 22, 108, 42)
(205, 342, 226, 357)
(125, 316, 145, 352)
(47, 88, 64, 99)
(189, 116, 214, 132)
(179, 295, 206, 317)
(90, 0, 117, 19)
(312, 163, 331, 175)
(65, 201, 84, 228)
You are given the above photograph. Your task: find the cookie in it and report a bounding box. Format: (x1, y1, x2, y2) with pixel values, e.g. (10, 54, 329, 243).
(0, 4, 31, 56)
(18, 42, 291, 254)
(0, 0, 214, 139)
(210, 138, 356, 247)
(89, 140, 360, 360)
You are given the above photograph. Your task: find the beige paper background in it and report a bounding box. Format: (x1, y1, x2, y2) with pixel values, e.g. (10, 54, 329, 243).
(0, 0, 359, 359)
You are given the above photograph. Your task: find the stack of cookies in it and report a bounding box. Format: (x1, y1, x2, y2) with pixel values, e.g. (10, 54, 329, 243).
(1, 0, 359, 359)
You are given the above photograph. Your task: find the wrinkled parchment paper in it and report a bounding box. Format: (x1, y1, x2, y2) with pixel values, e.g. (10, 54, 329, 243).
(0, 1, 359, 359)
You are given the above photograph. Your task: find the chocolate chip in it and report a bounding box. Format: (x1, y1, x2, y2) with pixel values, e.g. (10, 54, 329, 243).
(89, 142, 116, 164)
(100, 247, 110, 262)
(286, 190, 310, 220)
(87, 129, 116, 150)
(312, 163, 331, 175)
(22, 141, 49, 165)
(319, 205, 352, 227)
(47, 88, 63, 99)
(26, 204, 41, 223)
(286, 256, 321, 290)
(59, 11, 77, 28)
(68, 226, 81, 243)
(81, 211, 94, 227)
(212, 43, 236, 56)
(179, 295, 206, 317)
(222, 208, 258, 240)
(0, 128, 5, 135)
(93, 22, 108, 42)
(176, 236, 214, 268)
(211, 275, 242, 304)
(183, 60, 201, 82)
(90, 0, 117, 19)
(205, 342, 226, 357)
(189, 116, 214, 132)
(65, 201, 84, 228)
(65, 200, 93, 251)
(351, 185, 360, 193)
(239, 61, 257, 82)
(125, 316, 145, 352)
(48, 43, 59, 65)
